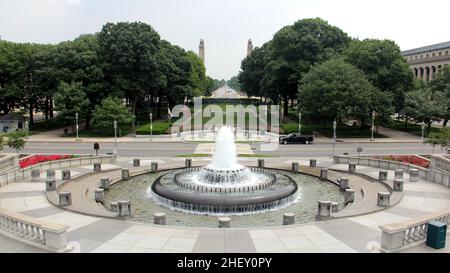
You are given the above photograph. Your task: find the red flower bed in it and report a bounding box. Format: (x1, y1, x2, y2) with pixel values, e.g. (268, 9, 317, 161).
(19, 154, 73, 169)
(377, 155, 430, 169)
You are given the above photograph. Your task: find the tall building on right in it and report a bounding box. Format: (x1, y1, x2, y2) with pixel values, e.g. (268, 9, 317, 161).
(247, 39, 253, 56)
(402, 41, 450, 82)
(199, 39, 205, 62)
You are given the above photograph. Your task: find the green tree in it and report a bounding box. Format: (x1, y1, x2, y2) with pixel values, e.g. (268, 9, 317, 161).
(7, 130, 26, 153)
(98, 22, 160, 126)
(402, 88, 446, 135)
(298, 58, 386, 127)
(426, 127, 450, 153)
(91, 97, 135, 135)
(270, 18, 351, 115)
(239, 44, 270, 99)
(0, 135, 4, 151)
(344, 39, 415, 113)
(53, 81, 89, 124)
(428, 65, 450, 126)
(227, 75, 241, 91)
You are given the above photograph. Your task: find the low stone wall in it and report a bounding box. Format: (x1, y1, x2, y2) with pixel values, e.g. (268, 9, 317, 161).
(0, 155, 117, 186)
(333, 155, 450, 188)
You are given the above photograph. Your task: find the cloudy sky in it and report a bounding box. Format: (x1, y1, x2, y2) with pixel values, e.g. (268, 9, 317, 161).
(0, 0, 449, 80)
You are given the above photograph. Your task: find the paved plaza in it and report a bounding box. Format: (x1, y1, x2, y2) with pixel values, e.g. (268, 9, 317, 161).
(1, 156, 449, 253)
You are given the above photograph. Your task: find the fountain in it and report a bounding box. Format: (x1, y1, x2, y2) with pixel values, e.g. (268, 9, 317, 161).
(151, 126, 300, 215)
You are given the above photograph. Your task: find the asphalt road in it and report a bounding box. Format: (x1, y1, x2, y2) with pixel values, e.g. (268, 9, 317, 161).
(2, 141, 440, 157)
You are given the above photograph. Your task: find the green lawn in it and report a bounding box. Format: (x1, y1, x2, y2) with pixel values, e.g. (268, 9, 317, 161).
(387, 120, 441, 137)
(135, 120, 173, 135)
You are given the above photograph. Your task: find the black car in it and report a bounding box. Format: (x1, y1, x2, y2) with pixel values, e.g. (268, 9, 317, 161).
(279, 133, 314, 145)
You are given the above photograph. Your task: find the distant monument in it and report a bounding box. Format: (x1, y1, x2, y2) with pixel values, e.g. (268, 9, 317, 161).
(199, 39, 205, 62)
(247, 39, 253, 56)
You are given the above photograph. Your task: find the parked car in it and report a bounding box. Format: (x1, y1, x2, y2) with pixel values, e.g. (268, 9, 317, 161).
(279, 133, 314, 145)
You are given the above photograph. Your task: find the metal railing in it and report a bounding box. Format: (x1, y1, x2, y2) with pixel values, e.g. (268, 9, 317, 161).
(0, 155, 117, 186)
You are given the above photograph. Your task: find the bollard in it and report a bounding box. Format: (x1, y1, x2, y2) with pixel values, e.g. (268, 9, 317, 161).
(377, 192, 391, 207)
(121, 169, 130, 181)
(151, 162, 158, 173)
(320, 168, 328, 181)
(62, 170, 71, 180)
(393, 179, 403, 192)
(378, 171, 388, 181)
(31, 169, 41, 182)
(309, 159, 317, 167)
(291, 162, 299, 173)
(94, 188, 105, 203)
(409, 169, 419, 182)
(331, 202, 339, 213)
(394, 169, 404, 180)
(283, 213, 295, 225)
(185, 159, 192, 168)
(349, 164, 356, 172)
(154, 213, 166, 225)
(46, 179, 56, 191)
(100, 177, 110, 191)
(59, 192, 72, 206)
(218, 217, 231, 228)
(46, 169, 55, 180)
(133, 159, 140, 167)
(257, 159, 265, 168)
(93, 163, 101, 172)
(317, 201, 332, 219)
(117, 200, 131, 216)
(339, 177, 349, 191)
(344, 189, 355, 204)
(110, 202, 118, 212)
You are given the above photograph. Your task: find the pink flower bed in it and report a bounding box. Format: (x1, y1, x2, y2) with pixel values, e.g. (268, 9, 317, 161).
(19, 154, 74, 169)
(375, 155, 430, 169)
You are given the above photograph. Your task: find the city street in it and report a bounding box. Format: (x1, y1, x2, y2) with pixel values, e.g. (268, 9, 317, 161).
(2, 141, 439, 157)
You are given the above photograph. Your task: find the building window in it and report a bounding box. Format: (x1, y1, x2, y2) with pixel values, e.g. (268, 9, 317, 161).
(415, 56, 418, 60)
(446, 50, 449, 55)
(439, 52, 442, 56)
(432, 53, 435, 57)
(420, 55, 423, 59)
(426, 53, 429, 58)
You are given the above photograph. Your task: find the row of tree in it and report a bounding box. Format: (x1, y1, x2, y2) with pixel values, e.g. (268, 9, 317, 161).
(238, 18, 418, 129)
(0, 21, 218, 130)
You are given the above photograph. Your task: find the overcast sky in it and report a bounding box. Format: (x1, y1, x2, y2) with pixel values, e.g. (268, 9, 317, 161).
(1, 0, 449, 80)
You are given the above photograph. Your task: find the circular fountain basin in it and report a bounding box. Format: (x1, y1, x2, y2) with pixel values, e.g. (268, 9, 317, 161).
(151, 167, 299, 215)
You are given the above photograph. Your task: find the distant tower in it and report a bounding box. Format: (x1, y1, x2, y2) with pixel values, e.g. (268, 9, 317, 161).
(199, 39, 205, 62)
(247, 39, 253, 56)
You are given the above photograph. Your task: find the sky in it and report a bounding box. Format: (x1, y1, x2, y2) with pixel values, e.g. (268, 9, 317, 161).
(0, 0, 449, 80)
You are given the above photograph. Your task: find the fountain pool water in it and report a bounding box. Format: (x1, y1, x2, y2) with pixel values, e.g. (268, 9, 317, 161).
(151, 126, 300, 215)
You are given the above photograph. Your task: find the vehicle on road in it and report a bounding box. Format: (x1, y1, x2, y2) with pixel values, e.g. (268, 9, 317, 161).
(279, 133, 314, 145)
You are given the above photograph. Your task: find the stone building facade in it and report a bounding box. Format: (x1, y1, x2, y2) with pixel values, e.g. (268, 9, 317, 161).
(402, 41, 450, 82)
(198, 39, 205, 62)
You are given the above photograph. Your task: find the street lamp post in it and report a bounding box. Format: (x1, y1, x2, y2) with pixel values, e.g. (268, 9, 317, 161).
(371, 111, 375, 142)
(113, 119, 118, 156)
(24, 120, 29, 140)
(332, 120, 337, 157)
(298, 112, 302, 136)
(150, 113, 153, 137)
(75, 112, 79, 141)
(421, 122, 426, 152)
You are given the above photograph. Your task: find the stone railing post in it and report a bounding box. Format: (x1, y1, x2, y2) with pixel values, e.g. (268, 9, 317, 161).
(58, 192, 72, 206)
(133, 159, 140, 167)
(219, 217, 231, 228)
(409, 169, 419, 182)
(100, 177, 110, 190)
(348, 164, 356, 172)
(93, 163, 101, 172)
(309, 159, 317, 167)
(95, 188, 105, 203)
(378, 192, 391, 207)
(185, 159, 192, 168)
(121, 169, 130, 181)
(379, 171, 388, 181)
(151, 162, 158, 173)
(380, 224, 406, 252)
(339, 177, 349, 191)
(62, 170, 71, 180)
(320, 168, 328, 181)
(154, 213, 166, 225)
(283, 213, 295, 225)
(393, 179, 403, 192)
(257, 159, 265, 168)
(117, 200, 131, 216)
(317, 201, 332, 219)
(291, 162, 299, 173)
(344, 189, 355, 204)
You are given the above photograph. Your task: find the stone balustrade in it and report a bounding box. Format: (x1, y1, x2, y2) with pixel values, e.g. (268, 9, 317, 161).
(0, 208, 69, 251)
(380, 207, 450, 252)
